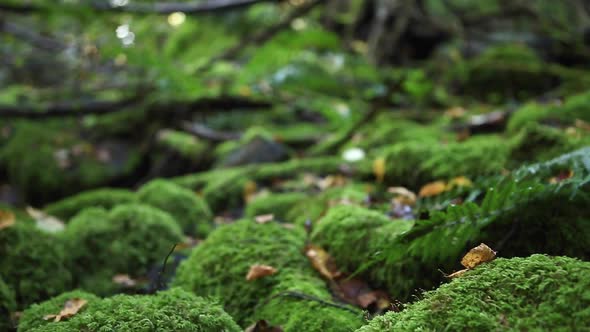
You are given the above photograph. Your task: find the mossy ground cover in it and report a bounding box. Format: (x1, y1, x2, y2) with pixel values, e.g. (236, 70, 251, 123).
(1, 4, 590, 331)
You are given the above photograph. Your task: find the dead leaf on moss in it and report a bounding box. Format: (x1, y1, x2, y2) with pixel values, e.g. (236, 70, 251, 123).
(43, 298, 87, 322)
(305, 244, 341, 280)
(388, 186, 416, 206)
(243, 180, 258, 203)
(0, 209, 15, 230)
(332, 277, 391, 310)
(446, 176, 473, 190)
(549, 170, 574, 184)
(255, 214, 274, 224)
(26, 207, 65, 233)
(373, 157, 386, 183)
(112, 274, 137, 288)
(244, 320, 284, 332)
(461, 243, 496, 269)
(246, 264, 277, 281)
(418, 181, 447, 197)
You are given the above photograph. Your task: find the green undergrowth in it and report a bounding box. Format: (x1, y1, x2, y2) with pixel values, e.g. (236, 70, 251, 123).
(156, 129, 209, 162)
(244, 192, 307, 221)
(19, 288, 240, 332)
(0, 277, 16, 331)
(43, 188, 136, 221)
(357, 255, 590, 331)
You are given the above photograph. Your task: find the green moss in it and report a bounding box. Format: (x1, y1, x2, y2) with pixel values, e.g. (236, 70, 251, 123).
(20, 288, 241, 332)
(378, 136, 508, 187)
(357, 255, 590, 332)
(157, 129, 209, 161)
(0, 121, 140, 202)
(0, 222, 72, 309)
(202, 169, 252, 212)
(254, 271, 365, 332)
(311, 205, 413, 291)
(43, 188, 136, 220)
(244, 192, 306, 221)
(137, 179, 213, 237)
(173, 220, 308, 325)
(0, 277, 16, 331)
(17, 290, 100, 332)
(64, 204, 183, 295)
(508, 123, 589, 164)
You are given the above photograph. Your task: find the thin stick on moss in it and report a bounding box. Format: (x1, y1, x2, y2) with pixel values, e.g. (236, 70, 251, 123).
(262, 290, 359, 314)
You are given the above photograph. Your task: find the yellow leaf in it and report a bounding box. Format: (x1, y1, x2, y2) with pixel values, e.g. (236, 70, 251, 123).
(460, 243, 496, 269)
(418, 181, 447, 197)
(246, 264, 277, 281)
(43, 298, 88, 322)
(373, 157, 386, 183)
(446, 176, 473, 190)
(305, 245, 341, 280)
(0, 210, 15, 230)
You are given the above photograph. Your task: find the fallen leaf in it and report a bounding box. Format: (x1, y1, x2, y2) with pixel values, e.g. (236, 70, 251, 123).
(446, 176, 473, 190)
(444, 106, 467, 119)
(255, 214, 274, 224)
(418, 181, 447, 197)
(245, 320, 284, 332)
(388, 186, 416, 206)
(112, 274, 137, 288)
(246, 264, 277, 281)
(26, 207, 65, 233)
(243, 180, 258, 203)
(0, 209, 15, 230)
(305, 244, 341, 280)
(461, 243, 496, 269)
(549, 170, 574, 184)
(373, 157, 386, 183)
(43, 298, 88, 322)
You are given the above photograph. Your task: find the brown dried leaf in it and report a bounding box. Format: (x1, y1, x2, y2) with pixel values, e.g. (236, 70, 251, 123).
(0, 210, 15, 230)
(461, 243, 497, 269)
(373, 157, 386, 183)
(255, 214, 274, 224)
(444, 106, 467, 119)
(112, 274, 137, 288)
(388, 186, 416, 206)
(43, 298, 87, 322)
(305, 245, 341, 280)
(418, 181, 447, 198)
(549, 170, 574, 184)
(447, 269, 469, 278)
(446, 176, 473, 190)
(244, 320, 284, 332)
(246, 264, 277, 281)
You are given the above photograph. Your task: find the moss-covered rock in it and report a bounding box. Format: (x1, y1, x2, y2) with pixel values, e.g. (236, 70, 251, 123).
(312, 205, 413, 275)
(378, 136, 508, 187)
(19, 288, 241, 332)
(357, 255, 590, 332)
(173, 220, 308, 325)
(0, 222, 72, 309)
(17, 290, 100, 332)
(0, 121, 140, 203)
(202, 169, 252, 212)
(156, 129, 209, 162)
(253, 271, 365, 332)
(64, 204, 183, 295)
(244, 192, 307, 221)
(0, 277, 16, 331)
(137, 179, 213, 237)
(43, 188, 135, 221)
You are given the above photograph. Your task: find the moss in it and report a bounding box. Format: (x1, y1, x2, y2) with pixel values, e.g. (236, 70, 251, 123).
(43, 188, 136, 221)
(0, 222, 72, 309)
(17, 290, 100, 332)
(357, 255, 590, 332)
(254, 271, 365, 332)
(173, 220, 308, 325)
(137, 179, 213, 237)
(202, 169, 252, 212)
(0, 121, 140, 203)
(20, 288, 241, 332)
(285, 185, 369, 225)
(508, 123, 589, 164)
(378, 136, 508, 187)
(244, 192, 307, 221)
(64, 204, 183, 295)
(156, 129, 209, 161)
(0, 277, 16, 331)
(311, 205, 413, 291)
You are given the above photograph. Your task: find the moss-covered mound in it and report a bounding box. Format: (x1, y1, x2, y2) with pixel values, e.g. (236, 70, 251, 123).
(244, 192, 306, 221)
(43, 188, 135, 220)
(312, 205, 413, 275)
(0, 222, 72, 309)
(173, 220, 308, 325)
(0, 277, 16, 331)
(64, 204, 183, 295)
(19, 288, 241, 332)
(254, 271, 365, 332)
(357, 255, 590, 331)
(137, 179, 213, 237)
